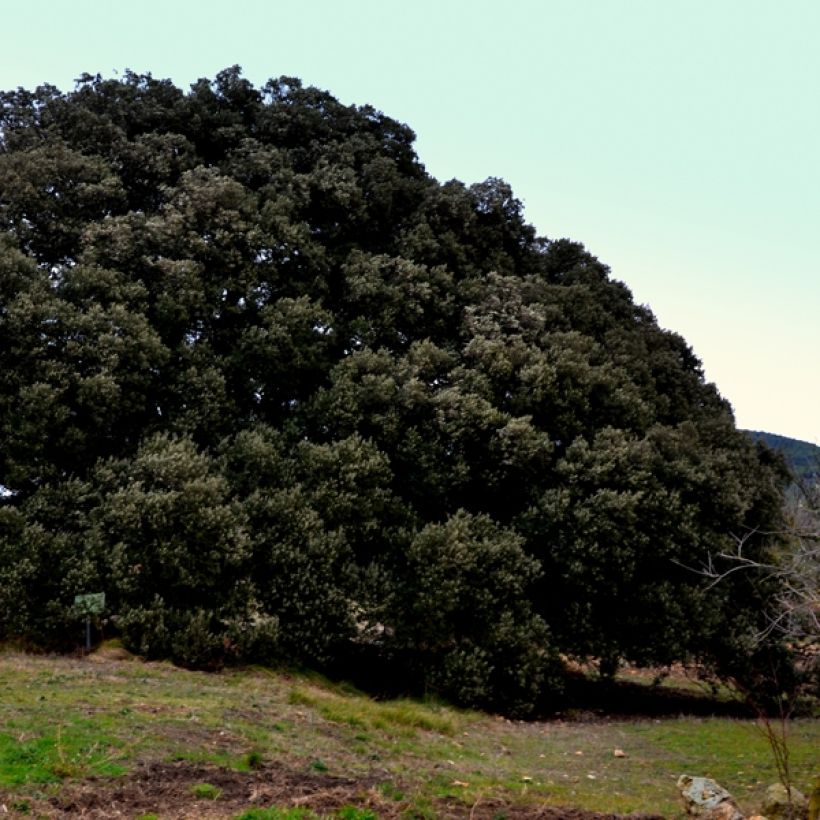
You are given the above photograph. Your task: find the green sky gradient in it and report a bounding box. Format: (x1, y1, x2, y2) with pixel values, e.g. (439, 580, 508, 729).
(4, 0, 817, 442)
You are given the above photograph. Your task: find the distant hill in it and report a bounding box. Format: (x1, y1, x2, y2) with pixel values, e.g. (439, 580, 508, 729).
(745, 431, 820, 481)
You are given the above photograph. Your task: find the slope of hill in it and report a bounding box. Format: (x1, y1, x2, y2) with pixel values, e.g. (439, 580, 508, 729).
(745, 431, 820, 480)
(0, 651, 818, 818)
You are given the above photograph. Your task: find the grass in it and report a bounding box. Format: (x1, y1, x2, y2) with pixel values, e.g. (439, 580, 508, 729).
(615, 664, 737, 699)
(0, 650, 817, 817)
(287, 684, 460, 735)
(191, 781, 223, 799)
(0, 719, 126, 785)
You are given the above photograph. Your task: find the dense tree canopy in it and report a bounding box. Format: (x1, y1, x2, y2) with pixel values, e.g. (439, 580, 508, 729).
(0, 67, 790, 714)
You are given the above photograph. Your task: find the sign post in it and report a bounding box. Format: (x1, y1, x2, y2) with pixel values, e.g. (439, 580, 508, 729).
(73, 593, 105, 651)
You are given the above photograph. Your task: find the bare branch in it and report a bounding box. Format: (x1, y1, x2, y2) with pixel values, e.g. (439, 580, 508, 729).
(686, 485, 819, 645)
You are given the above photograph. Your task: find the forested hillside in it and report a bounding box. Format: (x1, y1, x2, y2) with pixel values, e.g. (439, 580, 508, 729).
(745, 431, 820, 482)
(0, 68, 792, 714)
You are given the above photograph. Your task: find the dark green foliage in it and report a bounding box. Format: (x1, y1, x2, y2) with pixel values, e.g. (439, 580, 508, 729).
(0, 479, 107, 646)
(0, 68, 791, 711)
(388, 511, 559, 716)
(85, 434, 272, 666)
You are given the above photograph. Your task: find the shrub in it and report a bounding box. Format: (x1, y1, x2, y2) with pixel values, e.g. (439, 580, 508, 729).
(387, 510, 562, 716)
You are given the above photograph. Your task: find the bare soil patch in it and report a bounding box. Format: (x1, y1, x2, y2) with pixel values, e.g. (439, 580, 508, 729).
(4, 760, 665, 819)
(25, 761, 378, 818)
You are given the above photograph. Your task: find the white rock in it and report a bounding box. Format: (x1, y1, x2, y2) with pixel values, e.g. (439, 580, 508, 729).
(677, 774, 745, 820)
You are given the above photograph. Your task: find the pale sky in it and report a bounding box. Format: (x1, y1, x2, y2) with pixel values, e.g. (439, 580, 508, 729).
(3, 0, 818, 443)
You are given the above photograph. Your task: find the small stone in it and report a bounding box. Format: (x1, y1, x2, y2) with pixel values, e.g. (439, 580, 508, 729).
(763, 783, 808, 820)
(575, 750, 584, 756)
(614, 748, 627, 758)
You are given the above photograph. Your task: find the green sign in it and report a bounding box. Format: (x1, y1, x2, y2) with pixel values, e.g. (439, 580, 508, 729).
(74, 592, 105, 615)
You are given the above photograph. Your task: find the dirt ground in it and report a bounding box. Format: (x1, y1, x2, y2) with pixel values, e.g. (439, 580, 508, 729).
(1, 760, 666, 819)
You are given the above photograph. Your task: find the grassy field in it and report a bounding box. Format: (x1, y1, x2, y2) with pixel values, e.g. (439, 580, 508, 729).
(0, 648, 817, 819)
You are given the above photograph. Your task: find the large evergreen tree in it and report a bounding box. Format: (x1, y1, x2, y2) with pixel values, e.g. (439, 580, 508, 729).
(0, 67, 789, 713)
